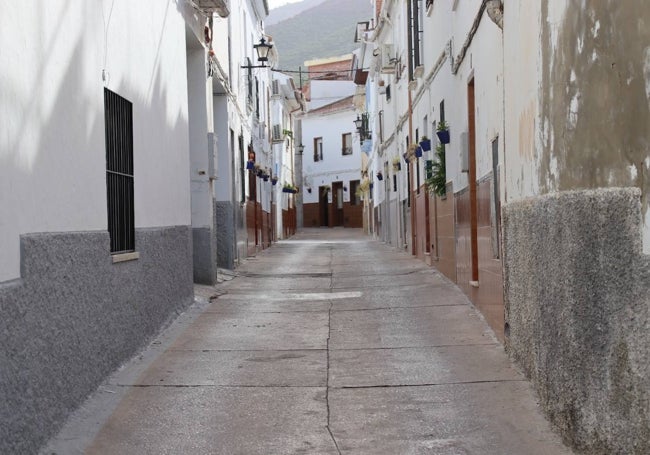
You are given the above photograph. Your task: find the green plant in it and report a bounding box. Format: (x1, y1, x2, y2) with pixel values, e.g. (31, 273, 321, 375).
(437, 120, 448, 132)
(282, 129, 293, 139)
(426, 143, 446, 196)
(356, 178, 370, 197)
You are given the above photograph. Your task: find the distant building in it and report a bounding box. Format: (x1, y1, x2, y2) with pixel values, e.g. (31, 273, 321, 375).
(300, 56, 363, 228)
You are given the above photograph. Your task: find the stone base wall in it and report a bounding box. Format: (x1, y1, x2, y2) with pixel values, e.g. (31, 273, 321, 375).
(503, 188, 650, 454)
(192, 225, 216, 284)
(0, 226, 193, 455)
(215, 200, 235, 270)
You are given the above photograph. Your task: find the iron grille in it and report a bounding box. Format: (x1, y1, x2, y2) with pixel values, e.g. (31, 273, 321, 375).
(104, 88, 135, 254)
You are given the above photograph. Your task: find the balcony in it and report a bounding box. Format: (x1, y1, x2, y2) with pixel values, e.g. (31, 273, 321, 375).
(194, 0, 230, 17)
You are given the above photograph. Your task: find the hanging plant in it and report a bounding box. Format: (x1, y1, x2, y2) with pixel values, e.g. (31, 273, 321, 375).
(419, 136, 431, 152)
(415, 146, 423, 158)
(376, 171, 383, 181)
(392, 156, 401, 171)
(271, 176, 278, 185)
(356, 178, 371, 198)
(426, 143, 447, 196)
(321, 185, 331, 197)
(436, 120, 450, 144)
(246, 160, 255, 170)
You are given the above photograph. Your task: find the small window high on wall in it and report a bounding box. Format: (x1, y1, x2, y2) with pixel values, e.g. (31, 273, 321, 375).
(342, 133, 353, 155)
(104, 88, 135, 253)
(314, 137, 323, 162)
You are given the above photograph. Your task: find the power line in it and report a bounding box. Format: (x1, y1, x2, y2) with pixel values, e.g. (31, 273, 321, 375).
(271, 67, 369, 74)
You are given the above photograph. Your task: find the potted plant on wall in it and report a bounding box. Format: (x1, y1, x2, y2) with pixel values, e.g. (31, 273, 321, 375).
(246, 159, 255, 170)
(436, 120, 450, 144)
(321, 185, 331, 197)
(356, 178, 371, 200)
(392, 156, 401, 171)
(419, 135, 431, 152)
(271, 175, 278, 185)
(425, 143, 447, 197)
(376, 171, 383, 181)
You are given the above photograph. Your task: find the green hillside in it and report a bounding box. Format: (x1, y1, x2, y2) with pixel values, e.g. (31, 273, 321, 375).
(266, 0, 371, 77)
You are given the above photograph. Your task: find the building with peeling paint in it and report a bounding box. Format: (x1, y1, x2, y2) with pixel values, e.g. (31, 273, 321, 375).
(502, 2, 650, 453)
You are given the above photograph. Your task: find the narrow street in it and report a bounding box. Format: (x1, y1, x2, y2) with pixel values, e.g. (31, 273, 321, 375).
(46, 228, 570, 454)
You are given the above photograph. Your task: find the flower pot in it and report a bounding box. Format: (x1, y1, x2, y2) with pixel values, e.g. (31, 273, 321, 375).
(263, 176, 269, 182)
(282, 187, 290, 193)
(419, 139, 431, 151)
(415, 146, 423, 158)
(246, 160, 254, 170)
(377, 172, 383, 181)
(271, 178, 278, 186)
(436, 129, 450, 144)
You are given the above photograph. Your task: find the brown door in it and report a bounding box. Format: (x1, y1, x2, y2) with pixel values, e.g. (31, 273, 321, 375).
(331, 182, 344, 227)
(319, 186, 329, 226)
(468, 78, 479, 283)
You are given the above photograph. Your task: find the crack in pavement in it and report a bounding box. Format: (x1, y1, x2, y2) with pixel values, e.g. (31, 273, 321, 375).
(332, 379, 527, 390)
(326, 247, 342, 455)
(329, 343, 499, 351)
(114, 384, 326, 388)
(331, 303, 466, 312)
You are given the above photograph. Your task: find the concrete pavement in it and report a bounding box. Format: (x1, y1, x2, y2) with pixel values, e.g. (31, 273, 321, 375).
(43, 228, 572, 454)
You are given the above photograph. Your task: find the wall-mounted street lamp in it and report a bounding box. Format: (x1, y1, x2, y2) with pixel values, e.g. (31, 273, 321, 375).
(353, 115, 363, 131)
(241, 37, 273, 69)
(296, 144, 304, 155)
(353, 113, 371, 141)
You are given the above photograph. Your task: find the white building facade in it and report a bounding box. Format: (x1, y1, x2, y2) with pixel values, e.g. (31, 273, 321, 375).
(301, 78, 363, 228)
(0, 1, 206, 452)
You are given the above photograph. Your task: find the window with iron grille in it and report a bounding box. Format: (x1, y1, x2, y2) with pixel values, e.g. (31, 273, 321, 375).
(104, 88, 134, 253)
(342, 133, 353, 155)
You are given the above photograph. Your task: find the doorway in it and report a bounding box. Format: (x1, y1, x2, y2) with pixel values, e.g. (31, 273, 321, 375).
(331, 182, 344, 227)
(319, 185, 329, 227)
(467, 78, 479, 283)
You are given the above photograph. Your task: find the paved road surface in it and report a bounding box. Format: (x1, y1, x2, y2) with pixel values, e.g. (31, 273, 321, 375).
(44, 228, 572, 454)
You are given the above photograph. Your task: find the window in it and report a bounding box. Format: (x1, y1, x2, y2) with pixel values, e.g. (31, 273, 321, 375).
(248, 144, 257, 201)
(386, 84, 391, 102)
(104, 88, 134, 253)
(408, 0, 423, 80)
(342, 133, 353, 155)
(246, 59, 253, 107)
(314, 137, 323, 162)
(254, 77, 260, 119)
(350, 180, 360, 205)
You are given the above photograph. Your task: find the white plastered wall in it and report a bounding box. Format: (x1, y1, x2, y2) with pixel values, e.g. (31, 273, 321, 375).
(0, 0, 191, 281)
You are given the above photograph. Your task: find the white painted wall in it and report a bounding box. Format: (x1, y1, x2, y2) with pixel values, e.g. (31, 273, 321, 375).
(302, 107, 361, 205)
(0, 0, 191, 282)
(503, 1, 544, 203)
(308, 81, 358, 111)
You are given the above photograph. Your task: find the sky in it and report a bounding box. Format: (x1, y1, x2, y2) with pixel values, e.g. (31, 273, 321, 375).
(267, 0, 302, 10)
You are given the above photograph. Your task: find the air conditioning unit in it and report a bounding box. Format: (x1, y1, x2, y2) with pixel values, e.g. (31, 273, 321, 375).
(271, 80, 280, 96)
(380, 44, 395, 74)
(272, 124, 283, 142)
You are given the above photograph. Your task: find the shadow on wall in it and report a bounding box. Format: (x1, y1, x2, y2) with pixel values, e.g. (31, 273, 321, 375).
(0, 2, 193, 453)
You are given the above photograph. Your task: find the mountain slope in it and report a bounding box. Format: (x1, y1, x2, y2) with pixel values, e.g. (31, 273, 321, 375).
(266, 0, 327, 26)
(266, 0, 371, 74)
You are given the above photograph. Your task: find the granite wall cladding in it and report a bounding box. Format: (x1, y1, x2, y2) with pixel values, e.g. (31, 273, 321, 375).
(215, 200, 235, 270)
(503, 188, 650, 454)
(0, 226, 193, 454)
